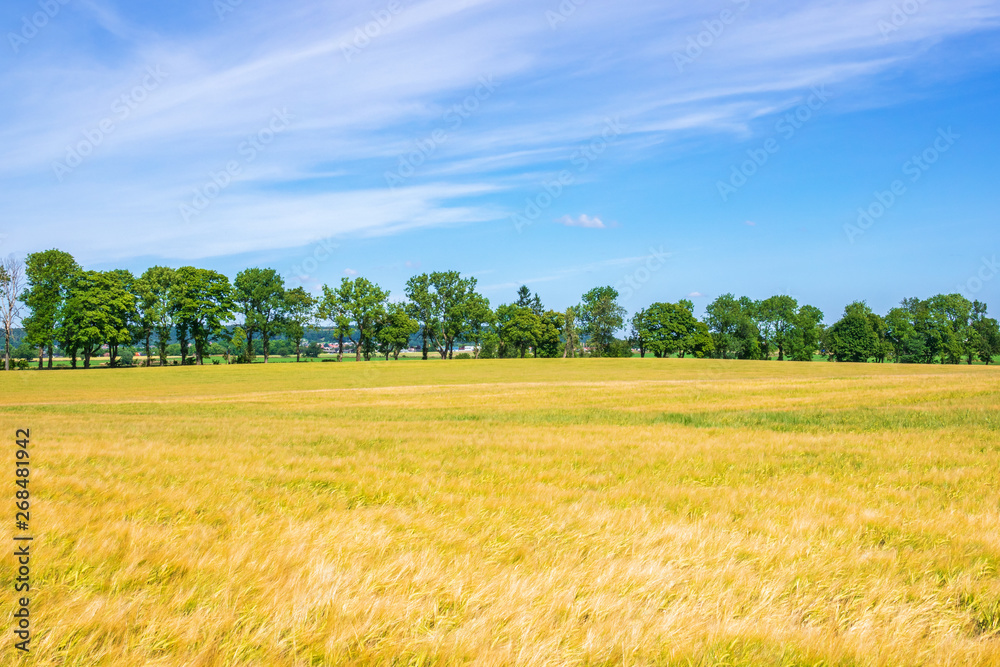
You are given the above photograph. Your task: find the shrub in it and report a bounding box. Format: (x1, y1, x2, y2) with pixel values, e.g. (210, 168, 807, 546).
(454, 352, 472, 360)
(607, 339, 634, 358)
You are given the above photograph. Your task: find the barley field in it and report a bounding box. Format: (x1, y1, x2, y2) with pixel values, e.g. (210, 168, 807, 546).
(2, 359, 1000, 666)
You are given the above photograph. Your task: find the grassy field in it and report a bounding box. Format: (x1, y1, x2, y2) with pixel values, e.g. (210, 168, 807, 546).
(2, 359, 1000, 666)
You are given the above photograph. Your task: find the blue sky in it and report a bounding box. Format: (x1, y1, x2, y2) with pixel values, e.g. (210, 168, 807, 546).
(2, 0, 999, 321)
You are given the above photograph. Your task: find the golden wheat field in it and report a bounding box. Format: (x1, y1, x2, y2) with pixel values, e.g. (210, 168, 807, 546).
(2, 359, 1000, 666)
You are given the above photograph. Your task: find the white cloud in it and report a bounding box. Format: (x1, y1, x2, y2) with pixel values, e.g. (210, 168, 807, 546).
(343, 268, 358, 276)
(558, 214, 606, 229)
(687, 292, 706, 298)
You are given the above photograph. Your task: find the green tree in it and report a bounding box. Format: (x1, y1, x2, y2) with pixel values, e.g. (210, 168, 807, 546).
(971, 302, 1000, 364)
(230, 326, 248, 363)
(630, 308, 648, 358)
(59, 270, 137, 368)
(578, 286, 625, 357)
(758, 295, 798, 360)
(139, 266, 177, 366)
(926, 294, 974, 364)
(463, 293, 494, 359)
(340, 277, 389, 361)
(233, 268, 286, 363)
(375, 302, 419, 360)
(828, 301, 878, 363)
(495, 304, 542, 358)
(429, 271, 478, 359)
(318, 281, 353, 362)
(535, 310, 565, 358)
(786, 305, 824, 361)
(171, 267, 234, 365)
(282, 287, 317, 362)
(636, 301, 692, 358)
(404, 274, 435, 360)
(704, 294, 761, 360)
(21, 249, 80, 369)
(563, 307, 580, 358)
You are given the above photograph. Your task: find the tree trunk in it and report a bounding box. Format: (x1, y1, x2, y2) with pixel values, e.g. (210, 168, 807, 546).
(422, 331, 428, 360)
(263, 331, 269, 363)
(48, 344, 53, 369)
(355, 334, 361, 362)
(295, 342, 301, 363)
(37, 346, 44, 369)
(145, 334, 151, 367)
(337, 333, 344, 362)
(84, 350, 91, 369)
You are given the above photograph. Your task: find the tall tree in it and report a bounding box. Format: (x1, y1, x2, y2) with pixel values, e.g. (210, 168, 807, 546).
(21, 249, 80, 369)
(578, 286, 625, 357)
(705, 294, 761, 360)
(340, 277, 389, 361)
(630, 309, 648, 358)
(563, 307, 580, 358)
(171, 267, 234, 365)
(463, 293, 494, 359)
(404, 274, 435, 360)
(140, 266, 177, 366)
(233, 268, 286, 363)
(786, 304, 825, 361)
(429, 271, 478, 359)
(318, 281, 353, 362)
(970, 301, 1000, 364)
(282, 287, 317, 362)
(758, 295, 798, 360)
(1, 256, 25, 371)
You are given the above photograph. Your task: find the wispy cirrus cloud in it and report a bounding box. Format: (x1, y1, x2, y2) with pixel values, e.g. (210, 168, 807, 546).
(0, 0, 998, 266)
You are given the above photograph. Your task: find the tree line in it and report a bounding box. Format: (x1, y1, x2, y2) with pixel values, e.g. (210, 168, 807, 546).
(1, 248, 998, 370)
